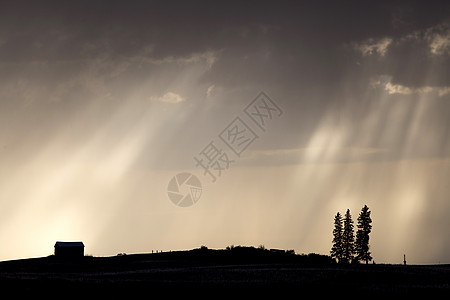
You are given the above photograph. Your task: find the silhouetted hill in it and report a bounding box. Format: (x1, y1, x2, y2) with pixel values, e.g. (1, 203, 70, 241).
(0, 246, 331, 273)
(147, 245, 332, 265)
(1, 246, 449, 296)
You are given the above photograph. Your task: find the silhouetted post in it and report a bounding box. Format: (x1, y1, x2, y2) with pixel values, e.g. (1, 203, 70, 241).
(403, 254, 406, 265)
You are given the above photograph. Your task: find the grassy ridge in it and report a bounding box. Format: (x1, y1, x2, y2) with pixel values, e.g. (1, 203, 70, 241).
(0, 246, 449, 296)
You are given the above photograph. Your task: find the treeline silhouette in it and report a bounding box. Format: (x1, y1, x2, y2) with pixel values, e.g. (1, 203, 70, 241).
(331, 205, 372, 264)
(150, 245, 333, 265)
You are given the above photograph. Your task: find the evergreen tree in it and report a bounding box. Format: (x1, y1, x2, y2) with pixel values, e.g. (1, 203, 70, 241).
(355, 205, 372, 264)
(342, 209, 355, 264)
(330, 212, 344, 263)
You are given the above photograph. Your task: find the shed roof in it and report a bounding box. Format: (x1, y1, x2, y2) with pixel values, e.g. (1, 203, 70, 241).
(54, 241, 84, 248)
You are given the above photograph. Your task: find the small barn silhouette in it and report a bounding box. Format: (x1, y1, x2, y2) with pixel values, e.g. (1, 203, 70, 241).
(54, 241, 85, 258)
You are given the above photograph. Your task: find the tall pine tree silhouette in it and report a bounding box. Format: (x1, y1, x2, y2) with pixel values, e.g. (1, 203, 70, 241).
(330, 212, 344, 263)
(342, 209, 355, 264)
(355, 205, 372, 264)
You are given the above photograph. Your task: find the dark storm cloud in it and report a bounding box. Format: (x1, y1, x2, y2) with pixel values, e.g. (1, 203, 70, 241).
(1, 0, 449, 150)
(1, 0, 450, 163)
(352, 22, 450, 88)
(1, 1, 449, 67)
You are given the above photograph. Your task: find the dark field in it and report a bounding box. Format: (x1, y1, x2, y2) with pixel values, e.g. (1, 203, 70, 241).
(0, 247, 449, 296)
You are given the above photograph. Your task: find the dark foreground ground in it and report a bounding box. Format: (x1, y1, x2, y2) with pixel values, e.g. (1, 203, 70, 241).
(0, 247, 449, 296)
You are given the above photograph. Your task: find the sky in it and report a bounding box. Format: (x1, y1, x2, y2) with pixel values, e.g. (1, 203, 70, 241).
(0, 0, 450, 263)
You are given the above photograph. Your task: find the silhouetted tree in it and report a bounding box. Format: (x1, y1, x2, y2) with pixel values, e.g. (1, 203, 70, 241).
(342, 209, 355, 264)
(355, 205, 372, 264)
(330, 212, 344, 263)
